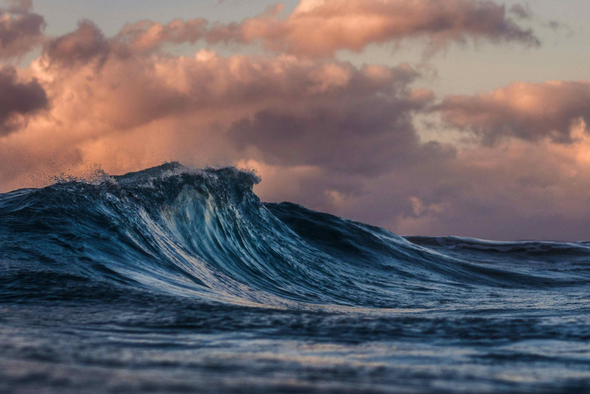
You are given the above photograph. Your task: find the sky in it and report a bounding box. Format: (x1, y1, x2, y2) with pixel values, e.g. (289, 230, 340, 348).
(1, 0, 590, 241)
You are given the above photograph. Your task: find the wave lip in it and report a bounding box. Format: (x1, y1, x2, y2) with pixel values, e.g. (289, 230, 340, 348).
(1, 163, 589, 309)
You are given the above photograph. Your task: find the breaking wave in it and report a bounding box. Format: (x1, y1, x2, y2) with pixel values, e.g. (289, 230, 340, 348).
(1, 163, 589, 310)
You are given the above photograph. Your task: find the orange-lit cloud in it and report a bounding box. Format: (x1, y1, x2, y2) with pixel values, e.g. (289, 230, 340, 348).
(98, 0, 539, 58)
(437, 81, 590, 144)
(3, 1, 590, 241)
(117, 18, 207, 53)
(207, 0, 540, 57)
(0, 20, 434, 188)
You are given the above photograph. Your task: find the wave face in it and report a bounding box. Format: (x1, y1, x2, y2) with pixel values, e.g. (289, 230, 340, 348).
(2, 163, 590, 393)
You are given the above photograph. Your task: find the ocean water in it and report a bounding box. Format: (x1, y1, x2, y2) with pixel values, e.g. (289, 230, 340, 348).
(1, 163, 590, 393)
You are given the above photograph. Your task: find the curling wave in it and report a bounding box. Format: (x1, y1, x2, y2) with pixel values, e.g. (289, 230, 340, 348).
(1, 163, 589, 309)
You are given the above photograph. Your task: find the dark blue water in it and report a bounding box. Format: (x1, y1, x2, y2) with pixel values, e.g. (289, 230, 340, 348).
(2, 163, 590, 393)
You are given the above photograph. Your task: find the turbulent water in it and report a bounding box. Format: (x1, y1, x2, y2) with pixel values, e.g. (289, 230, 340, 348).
(1, 163, 590, 393)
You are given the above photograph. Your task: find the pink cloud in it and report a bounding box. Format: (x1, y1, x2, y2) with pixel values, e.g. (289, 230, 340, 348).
(0, 23, 430, 185)
(436, 81, 590, 144)
(117, 18, 207, 53)
(2, 15, 590, 241)
(207, 0, 540, 57)
(94, 0, 539, 59)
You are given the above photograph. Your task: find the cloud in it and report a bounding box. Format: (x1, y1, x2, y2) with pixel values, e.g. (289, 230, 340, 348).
(35, 23, 430, 143)
(0, 21, 447, 195)
(6, 0, 32, 13)
(117, 18, 207, 53)
(509, 4, 532, 20)
(3, 15, 590, 241)
(228, 88, 446, 176)
(0, 66, 48, 134)
(388, 123, 590, 240)
(241, 122, 590, 242)
(206, 0, 540, 57)
(436, 81, 590, 144)
(249, 122, 590, 241)
(36, 0, 540, 63)
(43, 20, 112, 68)
(0, 0, 45, 58)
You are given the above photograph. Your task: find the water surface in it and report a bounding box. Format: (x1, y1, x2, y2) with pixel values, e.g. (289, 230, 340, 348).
(1, 163, 589, 393)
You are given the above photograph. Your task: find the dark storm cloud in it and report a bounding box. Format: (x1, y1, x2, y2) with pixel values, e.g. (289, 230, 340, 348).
(0, 66, 48, 134)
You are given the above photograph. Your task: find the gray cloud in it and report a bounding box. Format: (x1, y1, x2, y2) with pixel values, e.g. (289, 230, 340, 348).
(254, 132, 590, 242)
(0, 66, 48, 134)
(5, 0, 32, 13)
(230, 97, 449, 177)
(510, 4, 532, 20)
(0, 0, 45, 58)
(44, 20, 111, 68)
(435, 81, 590, 144)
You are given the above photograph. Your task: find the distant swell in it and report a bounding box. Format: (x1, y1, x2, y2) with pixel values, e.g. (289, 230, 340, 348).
(1, 163, 589, 309)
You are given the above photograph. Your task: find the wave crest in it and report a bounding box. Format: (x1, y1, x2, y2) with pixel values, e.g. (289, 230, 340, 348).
(1, 163, 589, 309)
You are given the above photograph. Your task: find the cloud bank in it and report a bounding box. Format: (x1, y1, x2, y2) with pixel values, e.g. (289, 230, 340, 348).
(1, 0, 589, 241)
